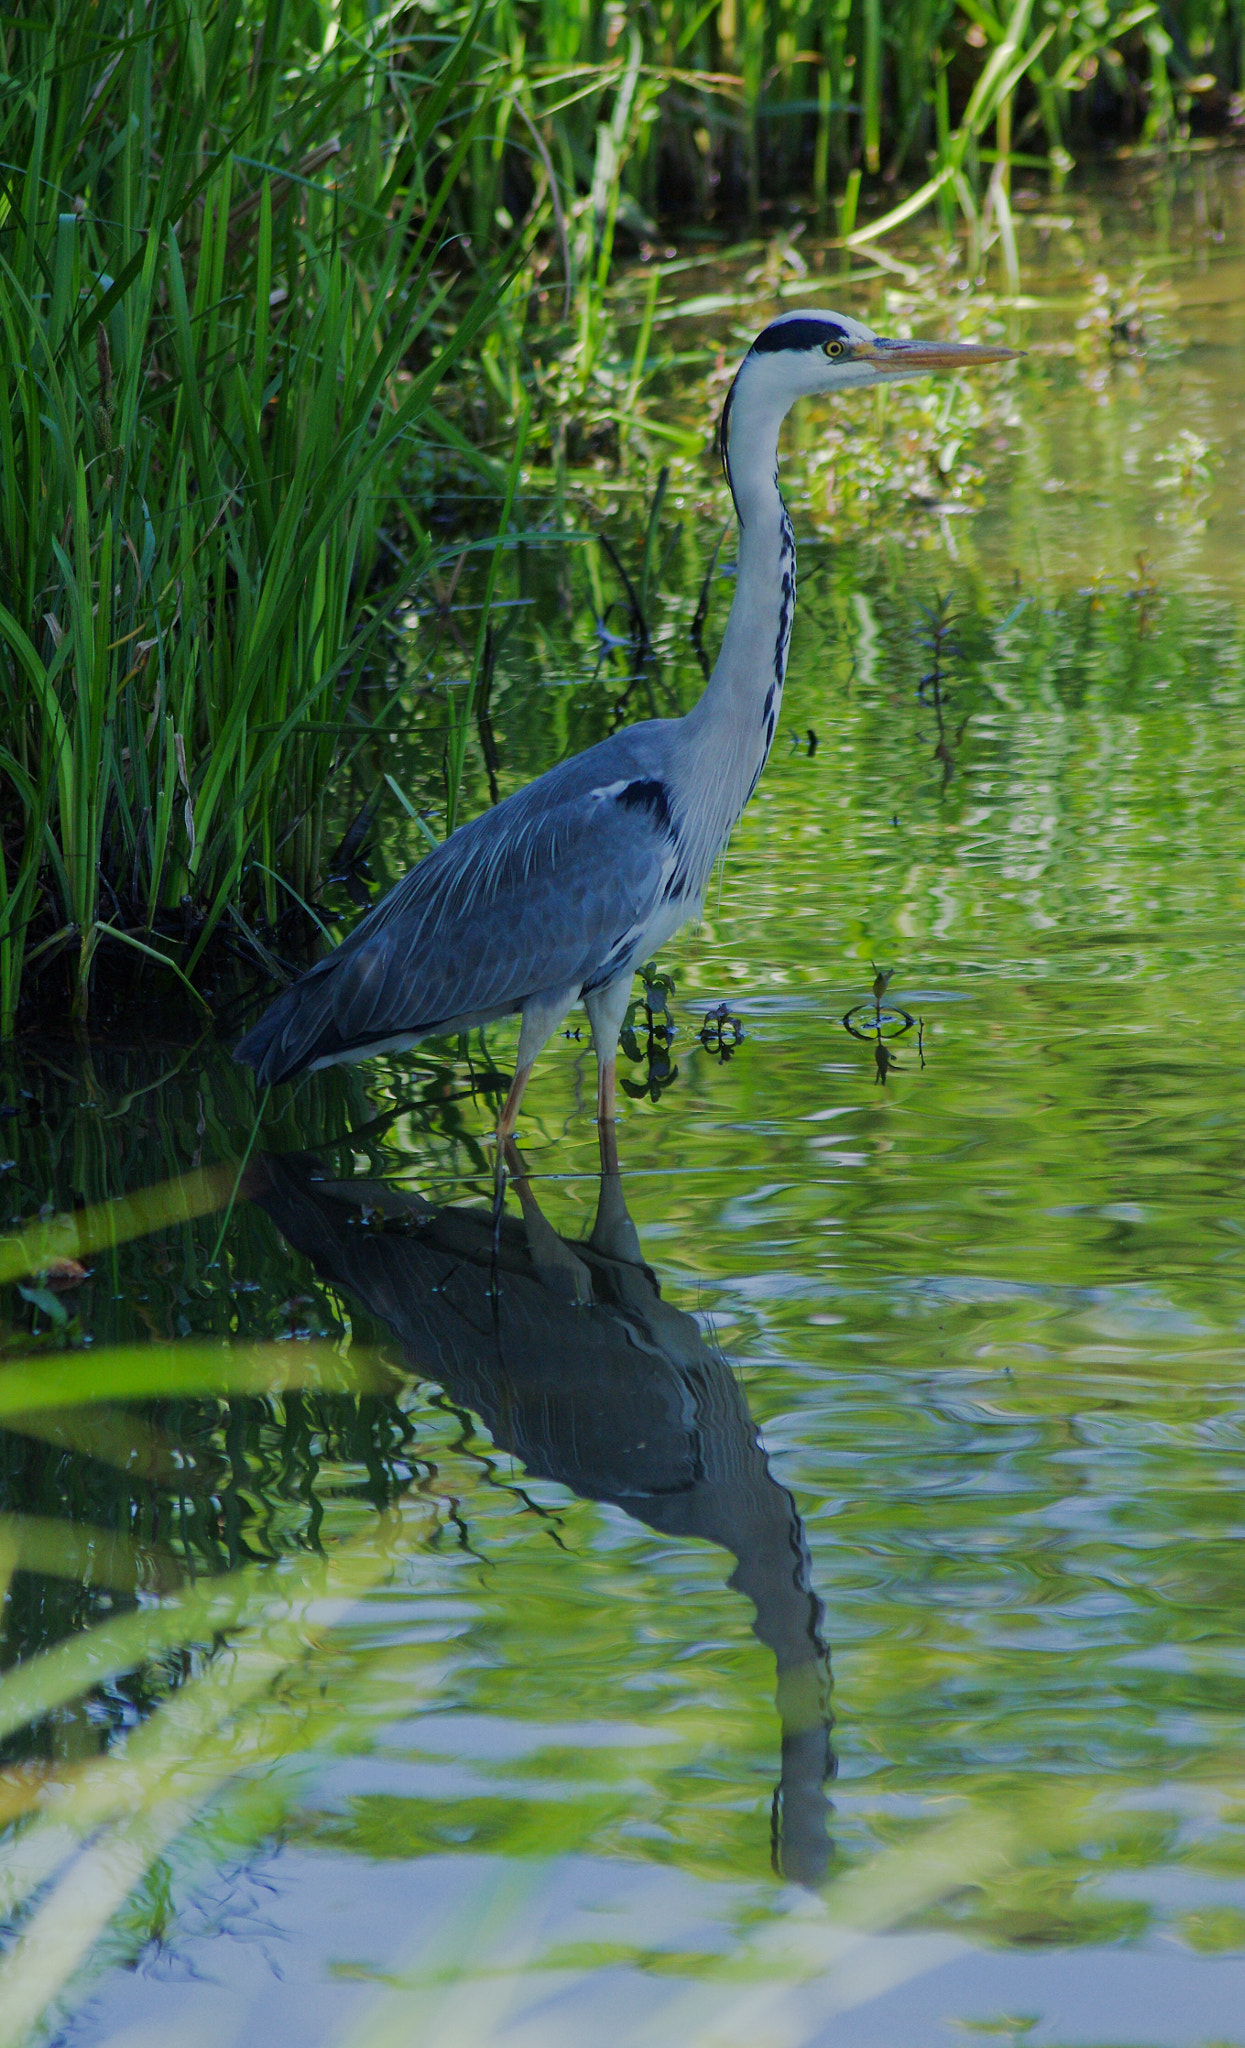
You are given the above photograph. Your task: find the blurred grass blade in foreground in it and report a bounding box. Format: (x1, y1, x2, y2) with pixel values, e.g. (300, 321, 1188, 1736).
(0, 1341, 391, 1421)
(0, 1163, 237, 1287)
(0, 1507, 432, 2048)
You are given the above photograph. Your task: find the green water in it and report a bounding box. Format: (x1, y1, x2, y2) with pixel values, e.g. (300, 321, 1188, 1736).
(2, 160, 1245, 2046)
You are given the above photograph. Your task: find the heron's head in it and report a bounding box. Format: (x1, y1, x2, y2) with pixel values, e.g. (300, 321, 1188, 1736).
(742, 307, 1017, 394)
(720, 308, 1019, 509)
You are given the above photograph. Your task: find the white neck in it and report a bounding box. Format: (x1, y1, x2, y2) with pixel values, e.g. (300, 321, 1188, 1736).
(676, 382, 796, 886)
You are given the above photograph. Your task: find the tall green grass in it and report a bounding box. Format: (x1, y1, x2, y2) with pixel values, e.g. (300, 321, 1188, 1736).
(0, 0, 536, 1033)
(536, 0, 1244, 227)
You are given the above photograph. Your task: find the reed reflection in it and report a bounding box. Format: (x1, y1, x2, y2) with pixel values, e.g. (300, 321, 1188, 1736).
(249, 1151, 835, 1885)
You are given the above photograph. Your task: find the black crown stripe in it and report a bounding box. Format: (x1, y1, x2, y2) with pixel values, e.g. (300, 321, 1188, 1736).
(752, 318, 847, 354)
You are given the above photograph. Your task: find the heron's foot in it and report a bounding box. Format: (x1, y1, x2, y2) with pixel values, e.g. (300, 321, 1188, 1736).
(491, 1059, 535, 1251)
(490, 1146, 509, 1258)
(589, 1165, 644, 1267)
(591, 1059, 643, 1260)
(505, 1138, 594, 1308)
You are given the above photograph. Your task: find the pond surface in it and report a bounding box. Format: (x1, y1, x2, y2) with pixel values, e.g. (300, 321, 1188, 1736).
(2, 158, 1245, 2047)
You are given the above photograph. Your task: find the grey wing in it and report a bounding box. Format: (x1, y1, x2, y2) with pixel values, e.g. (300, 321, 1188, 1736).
(235, 773, 677, 1084)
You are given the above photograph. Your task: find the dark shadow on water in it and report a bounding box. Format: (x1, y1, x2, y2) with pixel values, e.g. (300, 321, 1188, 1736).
(249, 1149, 837, 1887)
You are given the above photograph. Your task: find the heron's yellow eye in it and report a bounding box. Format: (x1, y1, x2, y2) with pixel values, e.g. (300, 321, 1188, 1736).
(823, 339, 845, 358)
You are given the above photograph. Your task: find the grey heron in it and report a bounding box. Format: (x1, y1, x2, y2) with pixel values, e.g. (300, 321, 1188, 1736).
(236, 311, 1016, 1153)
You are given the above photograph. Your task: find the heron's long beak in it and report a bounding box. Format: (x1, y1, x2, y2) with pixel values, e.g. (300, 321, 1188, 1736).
(859, 335, 1021, 370)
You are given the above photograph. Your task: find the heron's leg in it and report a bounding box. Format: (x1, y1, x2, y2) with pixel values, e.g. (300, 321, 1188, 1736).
(504, 1135, 593, 1306)
(596, 1058, 619, 1175)
(584, 974, 633, 1175)
(497, 1061, 534, 1147)
(496, 981, 582, 1164)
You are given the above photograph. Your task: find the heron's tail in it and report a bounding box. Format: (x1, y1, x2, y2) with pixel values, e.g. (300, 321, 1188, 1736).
(234, 934, 395, 1085)
(233, 973, 330, 1085)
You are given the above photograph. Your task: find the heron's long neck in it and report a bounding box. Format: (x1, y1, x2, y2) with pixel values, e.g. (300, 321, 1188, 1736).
(681, 389, 796, 866)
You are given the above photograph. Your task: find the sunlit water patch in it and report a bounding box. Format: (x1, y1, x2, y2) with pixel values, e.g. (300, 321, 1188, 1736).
(2, 162, 1245, 2048)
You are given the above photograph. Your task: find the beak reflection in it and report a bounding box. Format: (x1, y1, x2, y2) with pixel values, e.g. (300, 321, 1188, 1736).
(251, 1150, 836, 1888)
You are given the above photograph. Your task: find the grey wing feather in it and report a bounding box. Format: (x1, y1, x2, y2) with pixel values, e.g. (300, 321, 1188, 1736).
(235, 729, 679, 1084)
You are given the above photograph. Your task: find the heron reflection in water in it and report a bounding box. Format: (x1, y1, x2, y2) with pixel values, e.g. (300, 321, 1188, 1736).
(249, 1151, 835, 1885)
